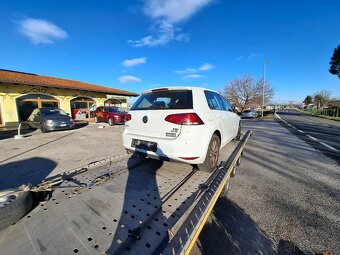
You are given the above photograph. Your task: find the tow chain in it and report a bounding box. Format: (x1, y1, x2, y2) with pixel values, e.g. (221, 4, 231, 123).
(30, 167, 88, 192)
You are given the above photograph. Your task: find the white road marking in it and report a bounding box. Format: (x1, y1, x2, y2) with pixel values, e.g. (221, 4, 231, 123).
(275, 113, 339, 152)
(306, 134, 318, 141)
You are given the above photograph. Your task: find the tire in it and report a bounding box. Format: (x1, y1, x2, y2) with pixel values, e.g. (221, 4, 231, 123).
(40, 124, 47, 133)
(197, 134, 220, 173)
(237, 157, 241, 166)
(94, 116, 99, 123)
(108, 118, 114, 126)
(0, 190, 33, 231)
(220, 179, 230, 198)
(235, 122, 241, 141)
(231, 165, 237, 177)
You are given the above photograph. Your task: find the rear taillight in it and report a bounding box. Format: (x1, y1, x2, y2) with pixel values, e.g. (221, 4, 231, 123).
(125, 114, 132, 121)
(165, 113, 204, 125)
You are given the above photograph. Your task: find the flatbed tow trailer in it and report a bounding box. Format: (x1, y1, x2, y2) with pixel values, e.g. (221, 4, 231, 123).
(0, 130, 252, 255)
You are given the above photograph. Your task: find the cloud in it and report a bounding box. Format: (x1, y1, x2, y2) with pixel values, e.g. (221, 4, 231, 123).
(236, 53, 263, 62)
(128, 0, 212, 47)
(119, 75, 142, 83)
(175, 67, 197, 74)
(175, 63, 215, 74)
(199, 63, 214, 71)
(128, 21, 175, 47)
(122, 57, 146, 67)
(18, 18, 68, 44)
(144, 0, 212, 23)
(183, 74, 203, 79)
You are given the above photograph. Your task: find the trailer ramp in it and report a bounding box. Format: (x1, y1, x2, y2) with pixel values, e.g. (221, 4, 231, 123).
(0, 130, 252, 255)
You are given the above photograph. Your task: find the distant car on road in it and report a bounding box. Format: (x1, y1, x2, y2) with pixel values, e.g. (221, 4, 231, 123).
(94, 106, 127, 126)
(242, 109, 258, 119)
(123, 87, 241, 173)
(27, 108, 75, 133)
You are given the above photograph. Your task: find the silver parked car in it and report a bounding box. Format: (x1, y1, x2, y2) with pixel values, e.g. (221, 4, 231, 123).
(27, 108, 75, 133)
(241, 109, 258, 119)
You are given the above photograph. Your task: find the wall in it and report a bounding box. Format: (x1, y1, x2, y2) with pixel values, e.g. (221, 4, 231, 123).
(0, 83, 128, 127)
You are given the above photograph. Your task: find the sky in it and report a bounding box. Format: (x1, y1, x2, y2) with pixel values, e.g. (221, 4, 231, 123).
(0, 0, 339, 104)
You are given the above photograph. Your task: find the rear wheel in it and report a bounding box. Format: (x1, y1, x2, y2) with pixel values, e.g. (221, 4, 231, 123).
(108, 118, 114, 126)
(197, 134, 220, 173)
(94, 116, 99, 123)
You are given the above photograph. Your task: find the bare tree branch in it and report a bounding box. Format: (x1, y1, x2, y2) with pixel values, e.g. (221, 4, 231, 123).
(222, 75, 274, 111)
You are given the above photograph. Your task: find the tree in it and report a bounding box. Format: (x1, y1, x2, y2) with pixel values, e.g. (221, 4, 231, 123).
(303, 95, 313, 105)
(221, 75, 274, 111)
(313, 90, 331, 109)
(329, 45, 340, 78)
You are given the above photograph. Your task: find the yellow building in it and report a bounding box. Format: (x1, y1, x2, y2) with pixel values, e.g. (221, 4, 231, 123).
(0, 69, 138, 127)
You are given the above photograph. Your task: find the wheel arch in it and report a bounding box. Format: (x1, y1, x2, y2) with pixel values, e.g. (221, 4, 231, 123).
(213, 130, 221, 146)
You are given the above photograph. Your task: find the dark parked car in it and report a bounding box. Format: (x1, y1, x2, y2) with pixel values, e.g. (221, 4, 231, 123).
(94, 106, 127, 125)
(241, 109, 258, 119)
(27, 108, 75, 133)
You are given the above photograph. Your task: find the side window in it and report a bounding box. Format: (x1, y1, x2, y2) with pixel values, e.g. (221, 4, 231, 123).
(219, 95, 233, 112)
(204, 91, 224, 110)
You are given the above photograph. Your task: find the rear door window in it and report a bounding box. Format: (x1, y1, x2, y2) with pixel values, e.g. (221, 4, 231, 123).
(219, 95, 233, 112)
(204, 91, 224, 110)
(131, 90, 193, 110)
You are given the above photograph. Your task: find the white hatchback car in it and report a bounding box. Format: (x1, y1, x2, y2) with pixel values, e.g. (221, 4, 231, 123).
(123, 87, 241, 172)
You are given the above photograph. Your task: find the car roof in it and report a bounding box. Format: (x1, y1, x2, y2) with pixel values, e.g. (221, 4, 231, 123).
(141, 86, 219, 95)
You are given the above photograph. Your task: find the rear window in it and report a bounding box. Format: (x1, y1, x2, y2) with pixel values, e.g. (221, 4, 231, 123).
(130, 90, 193, 110)
(107, 107, 125, 113)
(41, 109, 67, 116)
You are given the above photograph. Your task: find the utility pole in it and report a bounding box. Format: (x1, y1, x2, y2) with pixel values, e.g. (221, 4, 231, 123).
(262, 60, 269, 118)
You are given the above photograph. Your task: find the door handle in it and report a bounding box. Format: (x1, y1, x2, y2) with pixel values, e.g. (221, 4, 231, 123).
(216, 115, 221, 118)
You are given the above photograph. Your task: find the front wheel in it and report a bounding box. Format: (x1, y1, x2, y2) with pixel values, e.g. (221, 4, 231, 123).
(197, 134, 220, 173)
(40, 124, 47, 133)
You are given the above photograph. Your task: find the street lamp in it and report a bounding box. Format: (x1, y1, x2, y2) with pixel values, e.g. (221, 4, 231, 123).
(262, 60, 269, 118)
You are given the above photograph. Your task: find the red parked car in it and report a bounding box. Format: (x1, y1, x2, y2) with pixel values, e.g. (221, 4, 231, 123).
(94, 106, 127, 125)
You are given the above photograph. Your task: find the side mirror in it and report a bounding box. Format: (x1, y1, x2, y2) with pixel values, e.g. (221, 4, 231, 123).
(66, 113, 70, 116)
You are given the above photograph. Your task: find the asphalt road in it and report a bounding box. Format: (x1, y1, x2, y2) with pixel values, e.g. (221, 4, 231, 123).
(191, 119, 340, 255)
(276, 109, 340, 164)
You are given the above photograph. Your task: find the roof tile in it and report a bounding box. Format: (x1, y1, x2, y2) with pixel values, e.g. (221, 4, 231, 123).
(0, 69, 138, 97)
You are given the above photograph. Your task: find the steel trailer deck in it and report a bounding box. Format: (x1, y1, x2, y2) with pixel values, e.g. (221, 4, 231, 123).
(0, 130, 252, 255)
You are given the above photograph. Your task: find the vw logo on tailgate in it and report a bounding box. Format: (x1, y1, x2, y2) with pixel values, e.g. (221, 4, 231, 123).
(142, 116, 148, 123)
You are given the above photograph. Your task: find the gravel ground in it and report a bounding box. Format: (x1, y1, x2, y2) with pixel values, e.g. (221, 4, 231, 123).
(191, 119, 340, 255)
(0, 123, 126, 190)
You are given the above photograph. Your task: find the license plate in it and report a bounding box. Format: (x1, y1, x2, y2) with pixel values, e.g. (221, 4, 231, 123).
(60, 124, 67, 127)
(131, 139, 157, 152)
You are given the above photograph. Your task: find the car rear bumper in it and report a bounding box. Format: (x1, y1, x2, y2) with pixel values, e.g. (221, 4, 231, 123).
(122, 128, 212, 164)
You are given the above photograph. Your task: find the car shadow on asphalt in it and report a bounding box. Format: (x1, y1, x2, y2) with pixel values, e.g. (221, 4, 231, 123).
(0, 157, 57, 191)
(195, 197, 276, 255)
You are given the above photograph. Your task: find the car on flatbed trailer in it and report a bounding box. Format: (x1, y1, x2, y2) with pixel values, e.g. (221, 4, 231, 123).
(123, 87, 241, 173)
